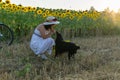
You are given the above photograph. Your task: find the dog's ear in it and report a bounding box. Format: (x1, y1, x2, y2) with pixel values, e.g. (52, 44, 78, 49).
(56, 31, 59, 34)
(56, 31, 60, 37)
(56, 31, 64, 40)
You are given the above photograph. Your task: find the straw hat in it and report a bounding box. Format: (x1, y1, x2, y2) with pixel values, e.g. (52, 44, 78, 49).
(43, 16, 60, 25)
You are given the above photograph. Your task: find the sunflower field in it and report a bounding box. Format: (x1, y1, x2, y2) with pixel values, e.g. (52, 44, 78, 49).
(1, 1, 120, 79)
(1, 0, 120, 41)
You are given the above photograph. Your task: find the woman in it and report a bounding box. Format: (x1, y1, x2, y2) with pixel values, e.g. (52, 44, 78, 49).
(30, 16, 60, 60)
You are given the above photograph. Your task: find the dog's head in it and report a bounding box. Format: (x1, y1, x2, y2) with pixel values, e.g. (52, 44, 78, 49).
(56, 31, 64, 41)
(76, 46, 80, 49)
(72, 45, 80, 53)
(75, 45, 80, 50)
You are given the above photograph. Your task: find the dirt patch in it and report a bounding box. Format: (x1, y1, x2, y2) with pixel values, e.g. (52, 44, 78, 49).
(0, 36, 120, 80)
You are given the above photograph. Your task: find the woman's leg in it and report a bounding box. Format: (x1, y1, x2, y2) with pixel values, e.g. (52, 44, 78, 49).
(38, 37, 55, 55)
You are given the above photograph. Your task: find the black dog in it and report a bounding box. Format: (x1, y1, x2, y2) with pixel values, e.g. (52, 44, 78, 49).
(55, 31, 80, 60)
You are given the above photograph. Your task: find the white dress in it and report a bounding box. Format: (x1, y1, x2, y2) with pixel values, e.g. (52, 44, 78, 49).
(30, 28, 55, 59)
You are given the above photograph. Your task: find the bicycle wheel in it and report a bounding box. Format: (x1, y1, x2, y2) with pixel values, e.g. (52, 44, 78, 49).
(0, 23, 14, 46)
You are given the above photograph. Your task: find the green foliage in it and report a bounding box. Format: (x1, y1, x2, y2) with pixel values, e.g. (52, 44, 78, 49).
(16, 63, 32, 77)
(1, 4, 120, 41)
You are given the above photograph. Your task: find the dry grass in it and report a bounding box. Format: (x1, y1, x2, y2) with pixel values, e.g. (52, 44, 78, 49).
(0, 36, 120, 80)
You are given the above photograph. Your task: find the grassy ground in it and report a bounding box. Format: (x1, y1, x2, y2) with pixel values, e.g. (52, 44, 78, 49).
(0, 36, 120, 80)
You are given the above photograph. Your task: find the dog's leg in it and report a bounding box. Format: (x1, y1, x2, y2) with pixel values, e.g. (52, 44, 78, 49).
(68, 52, 72, 60)
(54, 50, 58, 58)
(54, 53, 57, 58)
(68, 51, 76, 60)
(71, 54, 75, 59)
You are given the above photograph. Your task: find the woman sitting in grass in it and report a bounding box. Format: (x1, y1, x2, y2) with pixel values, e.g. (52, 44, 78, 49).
(30, 16, 60, 60)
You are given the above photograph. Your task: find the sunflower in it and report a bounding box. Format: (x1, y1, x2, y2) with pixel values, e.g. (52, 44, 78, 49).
(53, 11, 59, 16)
(88, 13, 91, 18)
(32, 7, 36, 12)
(60, 13, 66, 18)
(36, 9, 42, 14)
(1, 4, 6, 9)
(82, 11, 88, 16)
(58, 13, 62, 17)
(8, 4, 12, 9)
(22, 7, 28, 12)
(69, 15, 74, 20)
(10, 8, 16, 12)
(42, 13, 47, 17)
(11, 4, 17, 9)
(27, 6, 32, 11)
(74, 12, 79, 16)
(66, 10, 71, 14)
(78, 14, 82, 20)
(48, 14, 52, 16)
(16, 6, 22, 11)
(5, 0, 10, 4)
(51, 12, 56, 16)
(45, 10, 50, 14)
(0, 0, 2, 3)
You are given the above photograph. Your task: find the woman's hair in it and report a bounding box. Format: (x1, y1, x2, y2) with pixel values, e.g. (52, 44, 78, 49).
(44, 24, 53, 30)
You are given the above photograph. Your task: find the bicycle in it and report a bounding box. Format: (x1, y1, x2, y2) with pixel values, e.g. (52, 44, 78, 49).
(0, 23, 14, 47)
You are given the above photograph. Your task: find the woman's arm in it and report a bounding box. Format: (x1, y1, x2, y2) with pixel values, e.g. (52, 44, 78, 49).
(37, 25, 53, 39)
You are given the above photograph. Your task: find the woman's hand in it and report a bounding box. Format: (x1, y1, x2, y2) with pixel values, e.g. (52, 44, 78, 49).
(51, 29, 56, 33)
(50, 27, 56, 34)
